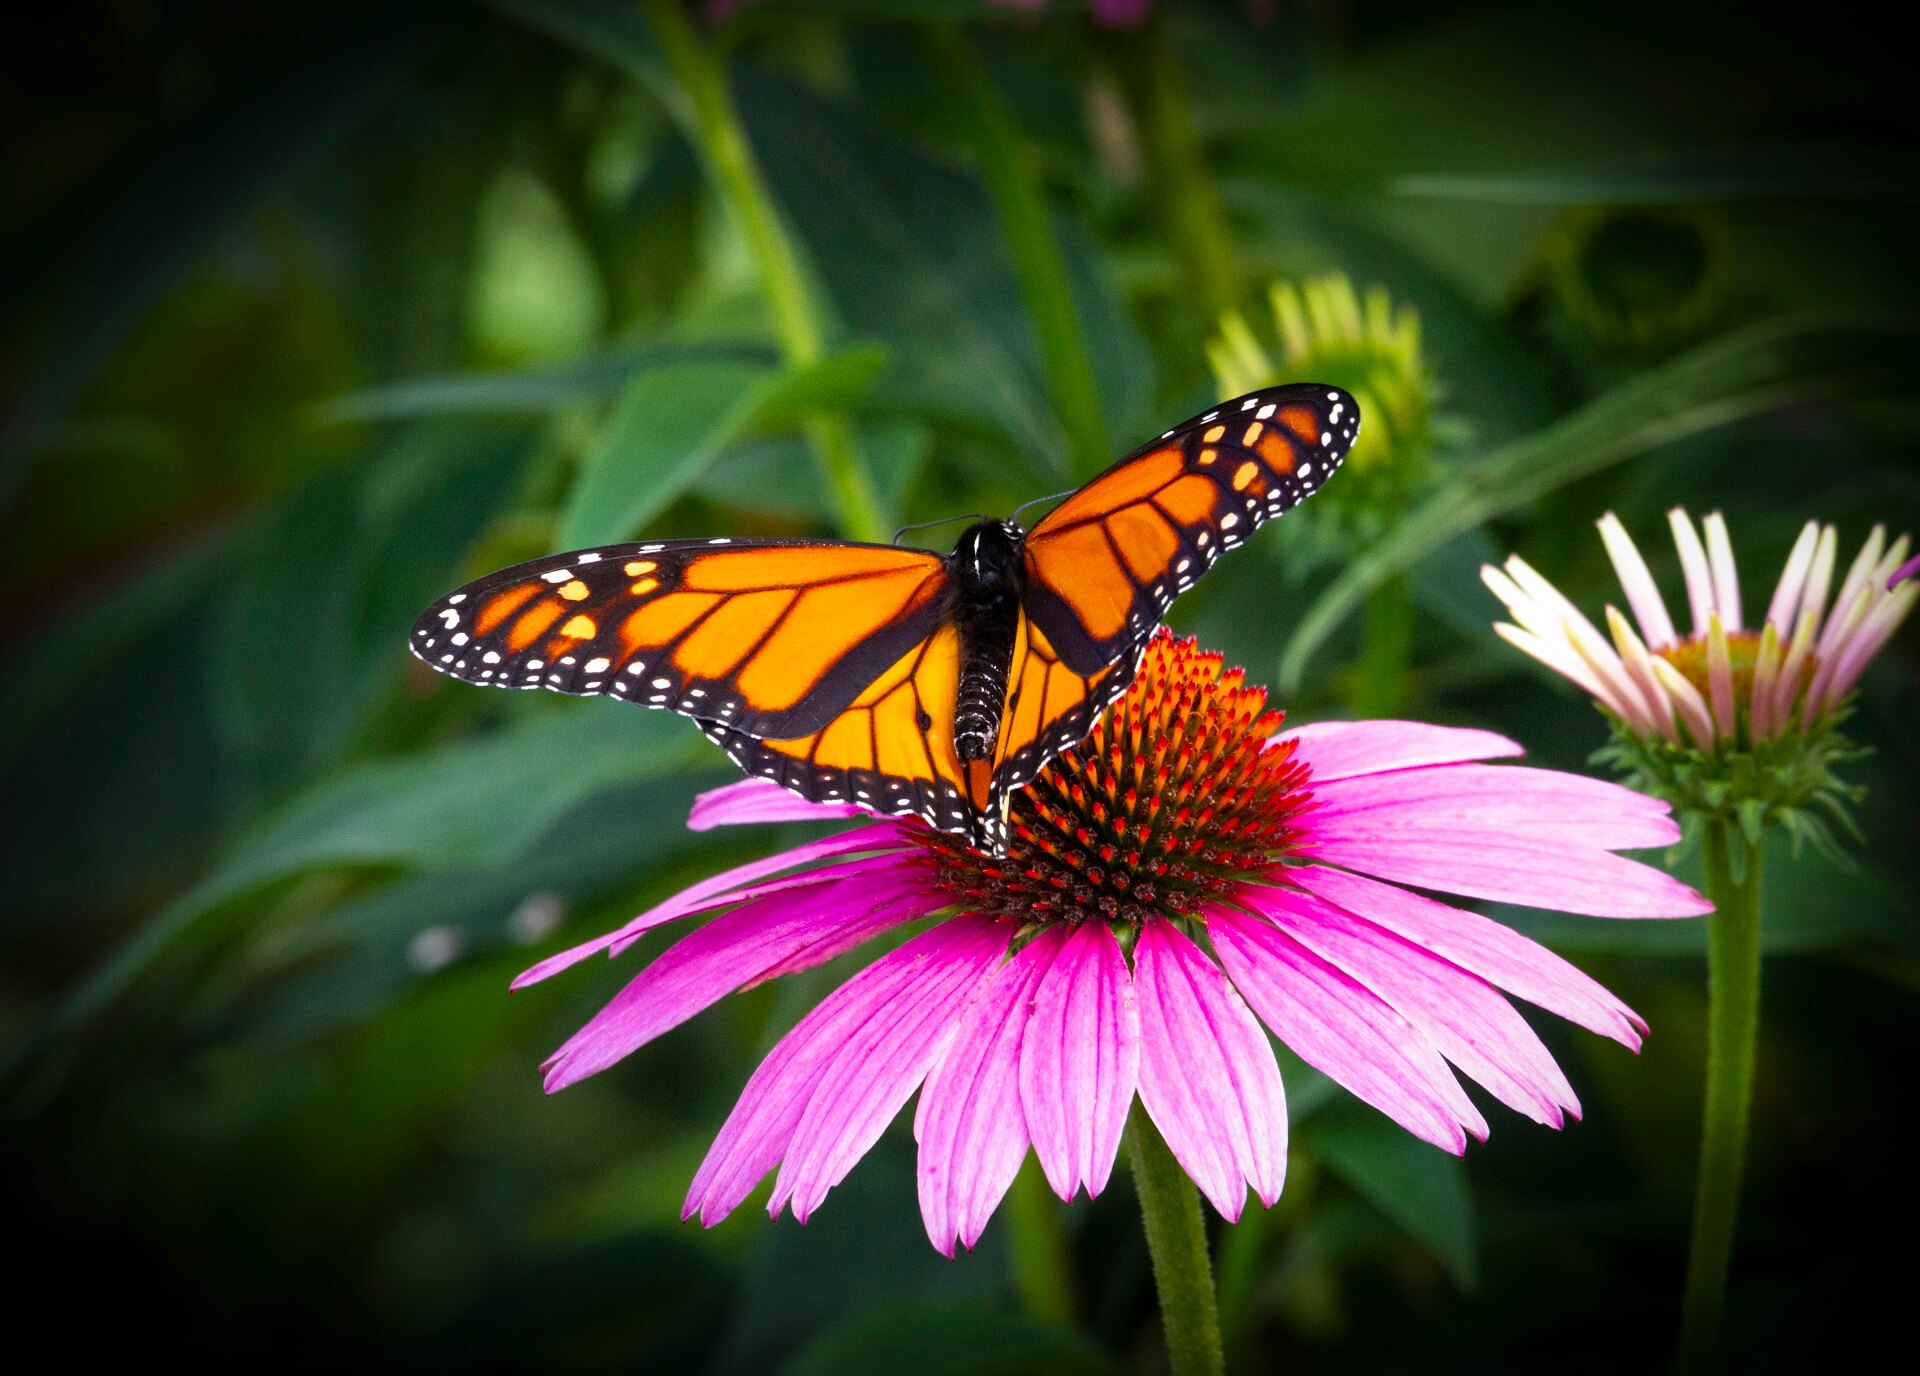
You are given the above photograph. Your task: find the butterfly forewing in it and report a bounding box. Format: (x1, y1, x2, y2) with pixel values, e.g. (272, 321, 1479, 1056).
(408, 538, 947, 739)
(1019, 383, 1358, 674)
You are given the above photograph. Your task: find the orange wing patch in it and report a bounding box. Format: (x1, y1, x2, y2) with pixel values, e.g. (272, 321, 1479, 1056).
(986, 616, 1140, 826)
(1021, 383, 1358, 673)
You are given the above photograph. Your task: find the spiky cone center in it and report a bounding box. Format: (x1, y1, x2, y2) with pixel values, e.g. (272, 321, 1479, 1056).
(921, 632, 1312, 928)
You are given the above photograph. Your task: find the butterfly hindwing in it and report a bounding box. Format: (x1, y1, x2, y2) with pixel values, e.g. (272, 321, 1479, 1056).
(1020, 383, 1358, 674)
(409, 538, 947, 739)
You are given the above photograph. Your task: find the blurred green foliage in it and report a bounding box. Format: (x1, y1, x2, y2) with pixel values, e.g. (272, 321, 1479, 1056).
(4, 1, 1915, 1370)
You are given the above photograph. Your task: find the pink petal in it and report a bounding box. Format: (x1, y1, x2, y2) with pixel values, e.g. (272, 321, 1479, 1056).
(1250, 887, 1579, 1127)
(1209, 905, 1479, 1152)
(1133, 919, 1288, 1221)
(1302, 830, 1711, 918)
(539, 867, 938, 1092)
(688, 778, 873, 831)
(513, 822, 911, 988)
(915, 929, 1059, 1257)
(772, 917, 1012, 1223)
(1285, 867, 1644, 1048)
(684, 917, 1010, 1227)
(1275, 720, 1524, 782)
(1018, 922, 1141, 1203)
(1308, 765, 1681, 852)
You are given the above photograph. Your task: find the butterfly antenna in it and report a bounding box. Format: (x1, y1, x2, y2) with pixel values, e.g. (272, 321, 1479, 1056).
(1009, 488, 1075, 525)
(892, 514, 986, 546)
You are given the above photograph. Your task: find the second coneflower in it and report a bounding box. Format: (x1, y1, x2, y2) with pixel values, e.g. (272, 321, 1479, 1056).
(520, 631, 1703, 1264)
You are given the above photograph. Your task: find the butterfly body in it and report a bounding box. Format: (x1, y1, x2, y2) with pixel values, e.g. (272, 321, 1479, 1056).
(411, 383, 1358, 851)
(946, 519, 1027, 766)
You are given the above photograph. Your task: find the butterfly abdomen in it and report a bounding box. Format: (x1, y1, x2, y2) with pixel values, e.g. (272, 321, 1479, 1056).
(948, 521, 1027, 763)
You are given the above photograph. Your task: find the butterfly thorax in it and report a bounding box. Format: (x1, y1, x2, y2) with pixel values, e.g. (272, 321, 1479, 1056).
(947, 520, 1027, 765)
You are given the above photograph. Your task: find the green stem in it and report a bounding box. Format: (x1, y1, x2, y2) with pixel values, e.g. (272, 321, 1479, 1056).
(1121, 19, 1239, 320)
(1354, 574, 1412, 717)
(1005, 1156, 1077, 1325)
(1677, 820, 1764, 1372)
(1127, 1106, 1225, 1376)
(643, 0, 886, 541)
(925, 25, 1110, 478)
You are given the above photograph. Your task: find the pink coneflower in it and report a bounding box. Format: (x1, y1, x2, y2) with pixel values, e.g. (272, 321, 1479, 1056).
(1484, 509, 1915, 749)
(518, 631, 1706, 1255)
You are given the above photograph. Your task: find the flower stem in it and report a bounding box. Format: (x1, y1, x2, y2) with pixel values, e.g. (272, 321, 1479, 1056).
(1355, 574, 1412, 717)
(643, 0, 887, 541)
(1127, 1105, 1224, 1376)
(1005, 1156, 1077, 1326)
(925, 25, 1109, 478)
(1117, 19, 1239, 320)
(1678, 819, 1764, 1372)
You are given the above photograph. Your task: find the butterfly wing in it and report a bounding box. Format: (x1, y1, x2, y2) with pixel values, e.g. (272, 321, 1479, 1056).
(409, 538, 948, 739)
(697, 620, 980, 839)
(1020, 383, 1358, 674)
(986, 612, 1142, 820)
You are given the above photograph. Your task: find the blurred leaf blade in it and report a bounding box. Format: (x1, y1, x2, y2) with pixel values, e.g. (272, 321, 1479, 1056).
(1307, 1113, 1478, 1289)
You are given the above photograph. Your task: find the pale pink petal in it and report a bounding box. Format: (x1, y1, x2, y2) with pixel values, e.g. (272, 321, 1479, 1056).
(1251, 887, 1579, 1127)
(1134, 919, 1287, 1221)
(1209, 904, 1478, 1152)
(685, 917, 1010, 1227)
(1670, 509, 1716, 636)
(1820, 580, 1918, 705)
(1650, 657, 1717, 750)
(540, 868, 939, 1091)
(1598, 512, 1677, 648)
(1706, 613, 1736, 741)
(1818, 524, 1887, 660)
(688, 777, 873, 830)
(1764, 521, 1822, 632)
(1303, 799, 1709, 919)
(1274, 719, 1522, 781)
(1703, 512, 1743, 631)
(1308, 764, 1679, 851)
(1891, 552, 1920, 589)
(772, 917, 1011, 1223)
(1604, 607, 1681, 743)
(513, 822, 911, 988)
(916, 929, 1060, 1256)
(1285, 866, 1644, 1047)
(1019, 921, 1141, 1203)
(1493, 621, 1614, 702)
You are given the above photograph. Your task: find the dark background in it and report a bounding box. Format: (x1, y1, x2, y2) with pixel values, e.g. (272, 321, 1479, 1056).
(4, 1, 1916, 1370)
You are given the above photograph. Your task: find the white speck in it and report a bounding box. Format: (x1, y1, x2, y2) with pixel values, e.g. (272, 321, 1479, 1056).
(1242, 397, 1257, 409)
(1321, 432, 1332, 445)
(639, 543, 663, 553)
(1301, 462, 1313, 476)
(407, 925, 461, 973)
(542, 569, 572, 583)
(483, 652, 501, 664)
(708, 538, 731, 545)
(626, 662, 647, 675)
(448, 594, 467, 605)
(1202, 410, 1218, 421)
(1330, 403, 1344, 422)
(690, 688, 706, 698)
(451, 632, 469, 646)
(439, 609, 459, 628)
(508, 892, 565, 943)
(1257, 404, 1275, 419)
(577, 553, 601, 563)
(560, 656, 576, 666)
(439, 654, 454, 663)
(585, 680, 601, 690)
(1221, 513, 1240, 529)
(527, 659, 544, 670)
(652, 677, 671, 689)
(1327, 390, 1339, 401)
(584, 657, 610, 674)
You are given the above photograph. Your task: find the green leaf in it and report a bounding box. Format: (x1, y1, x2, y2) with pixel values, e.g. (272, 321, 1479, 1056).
(1306, 1112, 1478, 1288)
(557, 346, 886, 549)
(5, 702, 700, 1096)
(782, 1301, 1116, 1376)
(313, 340, 777, 422)
(1388, 145, 1920, 205)
(1279, 315, 1920, 691)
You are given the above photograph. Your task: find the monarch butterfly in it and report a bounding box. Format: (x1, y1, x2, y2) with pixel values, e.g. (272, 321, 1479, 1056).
(410, 383, 1357, 851)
